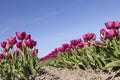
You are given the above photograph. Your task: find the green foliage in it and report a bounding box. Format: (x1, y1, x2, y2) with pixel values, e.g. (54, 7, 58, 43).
(40, 37, 120, 72)
(0, 47, 40, 80)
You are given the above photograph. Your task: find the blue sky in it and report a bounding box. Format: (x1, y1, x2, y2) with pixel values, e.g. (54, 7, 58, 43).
(0, 0, 120, 58)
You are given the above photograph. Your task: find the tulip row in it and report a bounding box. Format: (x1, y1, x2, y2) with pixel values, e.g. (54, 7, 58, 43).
(0, 32, 40, 80)
(39, 21, 120, 71)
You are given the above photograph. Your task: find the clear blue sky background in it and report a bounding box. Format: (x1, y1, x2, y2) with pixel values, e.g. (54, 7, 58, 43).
(0, 0, 120, 58)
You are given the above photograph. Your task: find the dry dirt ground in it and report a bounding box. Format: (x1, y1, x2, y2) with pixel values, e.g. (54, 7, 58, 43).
(37, 66, 120, 80)
(1, 66, 120, 80)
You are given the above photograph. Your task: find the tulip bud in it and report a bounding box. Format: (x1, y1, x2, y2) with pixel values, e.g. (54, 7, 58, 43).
(32, 49, 38, 55)
(0, 54, 4, 61)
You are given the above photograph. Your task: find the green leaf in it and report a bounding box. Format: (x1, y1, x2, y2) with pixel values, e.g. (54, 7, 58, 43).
(105, 60, 120, 70)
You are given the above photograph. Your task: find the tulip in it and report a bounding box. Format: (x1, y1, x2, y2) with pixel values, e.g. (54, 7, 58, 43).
(0, 41, 7, 48)
(100, 28, 106, 35)
(31, 40, 37, 47)
(105, 21, 120, 29)
(32, 49, 38, 55)
(62, 43, 72, 51)
(16, 32, 26, 40)
(16, 42, 22, 49)
(7, 36, 16, 45)
(95, 41, 103, 47)
(24, 39, 32, 48)
(38, 55, 48, 62)
(48, 50, 57, 58)
(57, 47, 65, 52)
(70, 40, 76, 46)
(113, 21, 120, 29)
(105, 21, 114, 29)
(24, 39, 36, 49)
(100, 28, 107, 40)
(77, 43, 84, 48)
(70, 38, 82, 46)
(75, 38, 82, 44)
(0, 54, 4, 60)
(83, 33, 96, 42)
(25, 34, 31, 40)
(105, 29, 116, 39)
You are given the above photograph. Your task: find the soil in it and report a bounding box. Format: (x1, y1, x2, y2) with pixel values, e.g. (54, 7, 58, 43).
(38, 66, 120, 80)
(1, 66, 120, 80)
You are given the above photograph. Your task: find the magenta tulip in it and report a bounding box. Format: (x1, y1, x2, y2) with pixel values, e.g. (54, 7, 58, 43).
(70, 40, 76, 46)
(0, 54, 4, 61)
(16, 32, 26, 40)
(105, 21, 120, 29)
(100, 28, 106, 35)
(113, 21, 120, 29)
(32, 49, 38, 55)
(25, 34, 31, 40)
(105, 21, 114, 29)
(24, 39, 36, 48)
(24, 39, 32, 48)
(105, 29, 116, 39)
(7, 36, 16, 45)
(62, 43, 72, 51)
(95, 41, 103, 46)
(100, 28, 107, 40)
(0, 41, 7, 48)
(57, 47, 65, 52)
(83, 33, 96, 42)
(77, 43, 84, 48)
(70, 38, 82, 46)
(16, 42, 22, 49)
(31, 40, 36, 47)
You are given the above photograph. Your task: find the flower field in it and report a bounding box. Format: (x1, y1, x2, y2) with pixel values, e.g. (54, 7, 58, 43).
(1, 21, 120, 79)
(39, 21, 120, 71)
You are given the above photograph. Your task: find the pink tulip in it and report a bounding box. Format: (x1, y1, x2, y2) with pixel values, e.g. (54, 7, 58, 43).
(31, 40, 36, 47)
(57, 47, 65, 52)
(105, 29, 116, 39)
(24, 39, 32, 48)
(105, 21, 114, 29)
(77, 43, 84, 48)
(70, 39, 82, 46)
(83, 33, 96, 42)
(70, 40, 76, 46)
(16, 32, 26, 40)
(62, 43, 71, 51)
(100, 28, 107, 40)
(0, 54, 4, 61)
(24, 39, 36, 49)
(16, 42, 22, 49)
(95, 41, 103, 46)
(25, 34, 31, 40)
(105, 21, 120, 29)
(0, 41, 7, 48)
(38, 55, 48, 62)
(113, 21, 120, 29)
(7, 36, 17, 45)
(32, 48, 38, 55)
(100, 28, 106, 35)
